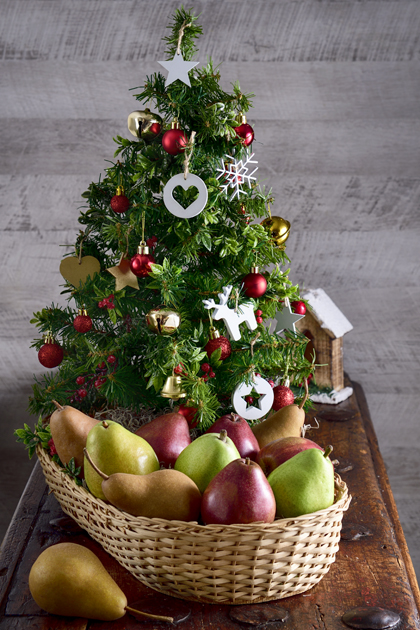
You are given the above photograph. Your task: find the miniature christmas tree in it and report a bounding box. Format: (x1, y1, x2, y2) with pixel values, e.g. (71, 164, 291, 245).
(28, 8, 314, 430)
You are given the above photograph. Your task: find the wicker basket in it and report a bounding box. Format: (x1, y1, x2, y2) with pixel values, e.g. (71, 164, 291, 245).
(37, 446, 351, 604)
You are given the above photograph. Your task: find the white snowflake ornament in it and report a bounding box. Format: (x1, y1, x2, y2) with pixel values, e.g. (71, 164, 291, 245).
(216, 152, 258, 201)
(232, 374, 274, 421)
(202, 285, 257, 342)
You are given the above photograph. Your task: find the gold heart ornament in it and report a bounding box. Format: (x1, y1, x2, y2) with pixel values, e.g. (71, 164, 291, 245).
(60, 256, 101, 287)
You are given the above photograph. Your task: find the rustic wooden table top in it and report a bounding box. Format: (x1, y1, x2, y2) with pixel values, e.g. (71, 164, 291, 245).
(1, 381, 419, 629)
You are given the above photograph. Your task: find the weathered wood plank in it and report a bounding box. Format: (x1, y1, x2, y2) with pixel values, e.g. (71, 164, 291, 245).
(1, 0, 420, 63)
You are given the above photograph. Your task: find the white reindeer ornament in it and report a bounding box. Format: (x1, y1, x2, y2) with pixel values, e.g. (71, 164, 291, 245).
(203, 285, 258, 341)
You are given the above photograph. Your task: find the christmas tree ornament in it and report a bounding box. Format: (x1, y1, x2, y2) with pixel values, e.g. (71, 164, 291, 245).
(107, 355, 116, 364)
(272, 384, 295, 411)
(216, 152, 258, 201)
(127, 108, 163, 141)
(76, 376, 85, 385)
(158, 52, 199, 88)
(261, 216, 291, 246)
(130, 244, 155, 277)
(38, 332, 64, 369)
(177, 404, 199, 428)
(59, 255, 100, 288)
(203, 285, 258, 342)
(146, 306, 181, 335)
(162, 120, 188, 155)
(273, 296, 305, 336)
(232, 374, 274, 421)
(161, 374, 186, 400)
(204, 326, 232, 360)
(163, 172, 208, 219)
(242, 267, 267, 299)
(234, 113, 255, 146)
(107, 258, 139, 291)
(291, 300, 306, 315)
(77, 388, 88, 399)
(110, 186, 130, 214)
(73, 308, 92, 333)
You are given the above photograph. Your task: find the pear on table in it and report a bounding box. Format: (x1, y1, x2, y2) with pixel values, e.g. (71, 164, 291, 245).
(29, 542, 173, 622)
(49, 400, 100, 475)
(84, 420, 159, 501)
(84, 449, 201, 521)
(174, 429, 240, 494)
(268, 445, 335, 518)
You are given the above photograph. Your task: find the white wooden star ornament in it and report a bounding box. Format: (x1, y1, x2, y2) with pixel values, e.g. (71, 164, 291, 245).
(231, 374, 274, 421)
(273, 297, 304, 336)
(158, 53, 199, 88)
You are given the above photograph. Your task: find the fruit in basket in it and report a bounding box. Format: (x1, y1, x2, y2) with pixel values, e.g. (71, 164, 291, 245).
(174, 429, 240, 493)
(268, 446, 335, 518)
(84, 420, 159, 500)
(204, 413, 260, 460)
(84, 448, 201, 520)
(256, 436, 324, 475)
(201, 457, 276, 525)
(49, 400, 100, 475)
(28, 542, 173, 622)
(135, 412, 191, 467)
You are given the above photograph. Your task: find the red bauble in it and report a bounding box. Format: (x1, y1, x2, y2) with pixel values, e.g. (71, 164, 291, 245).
(162, 128, 187, 155)
(38, 341, 64, 368)
(130, 251, 156, 277)
(148, 122, 161, 137)
(291, 300, 306, 315)
(205, 334, 232, 361)
(242, 268, 267, 298)
(234, 122, 254, 146)
(177, 404, 199, 428)
(110, 194, 130, 214)
(272, 385, 295, 411)
(73, 314, 92, 333)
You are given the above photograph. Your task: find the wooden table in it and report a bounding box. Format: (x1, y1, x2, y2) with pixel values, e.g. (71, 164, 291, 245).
(1, 381, 419, 629)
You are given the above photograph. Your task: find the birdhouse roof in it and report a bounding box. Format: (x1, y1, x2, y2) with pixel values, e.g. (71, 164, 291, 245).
(300, 288, 353, 339)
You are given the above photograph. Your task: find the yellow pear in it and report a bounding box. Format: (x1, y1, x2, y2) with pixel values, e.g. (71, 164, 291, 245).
(29, 542, 173, 622)
(84, 449, 201, 521)
(49, 401, 100, 474)
(252, 380, 309, 449)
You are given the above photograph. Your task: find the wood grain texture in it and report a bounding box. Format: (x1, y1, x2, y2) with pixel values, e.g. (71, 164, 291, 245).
(1, 0, 419, 584)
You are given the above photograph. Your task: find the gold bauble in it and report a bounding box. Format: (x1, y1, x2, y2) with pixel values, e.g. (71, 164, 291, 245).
(161, 375, 186, 400)
(127, 108, 163, 141)
(146, 307, 181, 335)
(260, 216, 291, 246)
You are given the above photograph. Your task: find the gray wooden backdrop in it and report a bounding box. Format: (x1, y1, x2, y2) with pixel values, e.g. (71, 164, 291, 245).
(1, 0, 419, 579)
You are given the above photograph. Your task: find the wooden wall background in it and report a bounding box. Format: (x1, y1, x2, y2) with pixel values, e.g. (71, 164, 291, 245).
(1, 0, 419, 578)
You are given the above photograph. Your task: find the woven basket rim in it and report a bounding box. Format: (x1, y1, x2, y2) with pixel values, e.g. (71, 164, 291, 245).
(37, 445, 351, 532)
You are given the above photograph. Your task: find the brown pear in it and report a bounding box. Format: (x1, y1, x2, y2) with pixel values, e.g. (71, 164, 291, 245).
(252, 380, 309, 449)
(49, 401, 100, 474)
(84, 449, 201, 521)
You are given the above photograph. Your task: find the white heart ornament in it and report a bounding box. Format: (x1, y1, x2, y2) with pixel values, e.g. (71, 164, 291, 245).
(163, 173, 208, 219)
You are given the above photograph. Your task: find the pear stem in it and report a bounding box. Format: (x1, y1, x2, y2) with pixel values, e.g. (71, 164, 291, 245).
(52, 400, 64, 411)
(298, 378, 309, 410)
(83, 448, 109, 481)
(245, 457, 251, 465)
(218, 429, 227, 442)
(102, 421, 109, 428)
(324, 445, 333, 458)
(125, 606, 174, 623)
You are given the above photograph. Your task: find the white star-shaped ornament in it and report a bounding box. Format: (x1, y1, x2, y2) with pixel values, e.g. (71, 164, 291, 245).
(231, 376, 274, 421)
(158, 53, 199, 88)
(273, 300, 304, 336)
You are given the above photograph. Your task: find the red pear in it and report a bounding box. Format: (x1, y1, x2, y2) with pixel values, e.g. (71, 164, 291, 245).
(205, 413, 260, 460)
(201, 458, 276, 525)
(135, 412, 191, 468)
(256, 436, 324, 476)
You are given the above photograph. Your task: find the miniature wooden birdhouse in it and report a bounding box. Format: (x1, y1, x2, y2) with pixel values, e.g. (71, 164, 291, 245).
(295, 288, 353, 392)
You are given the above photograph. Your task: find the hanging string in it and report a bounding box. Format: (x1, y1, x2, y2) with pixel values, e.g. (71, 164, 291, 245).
(118, 226, 133, 265)
(183, 131, 196, 180)
(140, 211, 146, 246)
(77, 229, 91, 264)
(177, 20, 192, 55)
(250, 332, 261, 358)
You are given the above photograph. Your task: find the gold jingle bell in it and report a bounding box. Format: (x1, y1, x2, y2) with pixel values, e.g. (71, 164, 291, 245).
(127, 108, 163, 141)
(146, 306, 181, 335)
(260, 216, 291, 246)
(161, 375, 186, 400)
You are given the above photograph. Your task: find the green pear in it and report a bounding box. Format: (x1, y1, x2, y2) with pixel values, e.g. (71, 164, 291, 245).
(84, 448, 201, 521)
(268, 446, 335, 518)
(29, 542, 173, 622)
(84, 420, 159, 500)
(174, 429, 241, 493)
